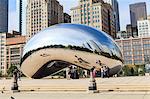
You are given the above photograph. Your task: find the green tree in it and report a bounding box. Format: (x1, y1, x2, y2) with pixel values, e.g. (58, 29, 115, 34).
(7, 65, 18, 77)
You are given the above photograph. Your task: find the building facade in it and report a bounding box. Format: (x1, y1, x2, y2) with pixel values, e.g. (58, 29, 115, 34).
(0, 0, 8, 33)
(0, 31, 26, 76)
(71, 0, 116, 38)
(26, 0, 64, 41)
(17, 0, 27, 34)
(116, 31, 128, 39)
(6, 35, 26, 72)
(129, 2, 147, 37)
(116, 37, 150, 65)
(0, 33, 7, 75)
(130, 2, 147, 28)
(103, 0, 120, 32)
(138, 16, 150, 37)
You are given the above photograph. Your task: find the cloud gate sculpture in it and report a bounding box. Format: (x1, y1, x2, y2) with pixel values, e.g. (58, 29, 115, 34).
(21, 24, 123, 79)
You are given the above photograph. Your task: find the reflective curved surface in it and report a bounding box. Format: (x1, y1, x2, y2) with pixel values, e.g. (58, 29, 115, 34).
(21, 24, 123, 79)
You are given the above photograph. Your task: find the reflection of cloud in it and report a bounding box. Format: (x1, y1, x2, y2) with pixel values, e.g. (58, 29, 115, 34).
(8, 11, 17, 32)
(101, 44, 111, 55)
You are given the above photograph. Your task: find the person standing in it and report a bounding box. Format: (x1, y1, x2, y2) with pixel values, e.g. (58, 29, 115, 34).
(101, 66, 104, 78)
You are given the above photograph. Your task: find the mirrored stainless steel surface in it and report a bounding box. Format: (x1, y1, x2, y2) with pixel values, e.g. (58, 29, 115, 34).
(21, 24, 123, 79)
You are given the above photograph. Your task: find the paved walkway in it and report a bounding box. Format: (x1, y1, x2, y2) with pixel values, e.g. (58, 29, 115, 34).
(0, 76, 150, 92)
(1, 92, 150, 99)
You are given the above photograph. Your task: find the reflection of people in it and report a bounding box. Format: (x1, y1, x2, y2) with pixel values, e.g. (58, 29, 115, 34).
(96, 60, 102, 66)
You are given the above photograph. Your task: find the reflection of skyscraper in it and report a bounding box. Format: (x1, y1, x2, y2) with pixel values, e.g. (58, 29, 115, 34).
(0, 0, 8, 33)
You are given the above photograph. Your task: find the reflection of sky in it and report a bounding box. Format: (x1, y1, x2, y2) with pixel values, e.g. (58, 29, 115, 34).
(23, 24, 122, 59)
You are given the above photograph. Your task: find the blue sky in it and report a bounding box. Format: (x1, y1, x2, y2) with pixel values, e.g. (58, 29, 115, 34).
(9, 0, 150, 33)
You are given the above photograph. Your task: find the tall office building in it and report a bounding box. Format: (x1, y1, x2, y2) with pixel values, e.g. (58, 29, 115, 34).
(71, 0, 116, 38)
(130, 2, 147, 27)
(0, 0, 8, 33)
(26, 0, 64, 40)
(16, 0, 27, 34)
(126, 24, 138, 38)
(103, 0, 120, 32)
(19, 0, 22, 34)
(129, 2, 147, 37)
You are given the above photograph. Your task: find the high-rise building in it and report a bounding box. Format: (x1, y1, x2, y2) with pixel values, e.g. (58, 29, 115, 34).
(103, 0, 120, 32)
(126, 24, 132, 37)
(16, 0, 27, 34)
(26, 0, 64, 41)
(129, 2, 147, 37)
(71, 0, 116, 38)
(18, 0, 22, 34)
(0, 0, 8, 33)
(116, 37, 150, 65)
(130, 2, 147, 27)
(126, 24, 138, 38)
(138, 15, 150, 37)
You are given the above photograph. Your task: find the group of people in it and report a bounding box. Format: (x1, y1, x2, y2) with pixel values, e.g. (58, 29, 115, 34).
(100, 66, 110, 78)
(67, 66, 79, 79)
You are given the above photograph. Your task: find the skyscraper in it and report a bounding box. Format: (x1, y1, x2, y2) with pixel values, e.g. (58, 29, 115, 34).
(19, 0, 22, 34)
(130, 2, 147, 28)
(0, 0, 8, 33)
(71, 0, 116, 38)
(16, 0, 27, 34)
(26, 0, 64, 41)
(103, 0, 120, 32)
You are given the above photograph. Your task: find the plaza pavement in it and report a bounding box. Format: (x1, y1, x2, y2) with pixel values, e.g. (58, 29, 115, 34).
(0, 76, 150, 92)
(1, 92, 150, 99)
